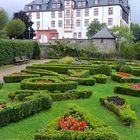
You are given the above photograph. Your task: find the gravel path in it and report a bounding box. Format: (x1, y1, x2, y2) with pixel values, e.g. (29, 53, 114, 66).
(0, 59, 49, 82)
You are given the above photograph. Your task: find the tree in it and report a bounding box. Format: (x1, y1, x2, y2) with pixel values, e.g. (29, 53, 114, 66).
(86, 20, 106, 38)
(0, 8, 8, 31)
(5, 19, 26, 38)
(131, 22, 140, 43)
(13, 11, 35, 39)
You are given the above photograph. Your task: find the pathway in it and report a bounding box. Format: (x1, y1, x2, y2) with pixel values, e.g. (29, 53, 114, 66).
(0, 59, 49, 82)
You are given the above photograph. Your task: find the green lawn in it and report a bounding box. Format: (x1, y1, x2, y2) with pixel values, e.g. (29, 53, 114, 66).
(0, 78, 140, 140)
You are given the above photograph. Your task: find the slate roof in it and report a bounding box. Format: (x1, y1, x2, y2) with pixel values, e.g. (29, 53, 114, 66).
(91, 28, 116, 39)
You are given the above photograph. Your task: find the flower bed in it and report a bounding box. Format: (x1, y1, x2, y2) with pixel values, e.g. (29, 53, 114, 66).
(67, 69, 90, 78)
(21, 77, 78, 92)
(8, 90, 93, 102)
(93, 74, 107, 83)
(114, 84, 140, 97)
(3, 72, 40, 83)
(100, 96, 137, 126)
(34, 105, 119, 140)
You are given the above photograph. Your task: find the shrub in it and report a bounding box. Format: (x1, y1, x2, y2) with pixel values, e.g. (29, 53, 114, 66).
(0, 82, 3, 89)
(3, 72, 40, 83)
(0, 39, 35, 65)
(119, 65, 132, 74)
(21, 77, 78, 92)
(131, 68, 140, 76)
(34, 105, 119, 140)
(77, 77, 96, 86)
(59, 56, 75, 64)
(93, 74, 107, 84)
(100, 96, 137, 126)
(115, 60, 126, 72)
(0, 94, 52, 127)
(114, 84, 140, 97)
(32, 42, 41, 59)
(96, 64, 112, 76)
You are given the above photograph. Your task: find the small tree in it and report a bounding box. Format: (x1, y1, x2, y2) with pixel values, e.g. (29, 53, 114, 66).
(5, 19, 26, 38)
(86, 20, 106, 38)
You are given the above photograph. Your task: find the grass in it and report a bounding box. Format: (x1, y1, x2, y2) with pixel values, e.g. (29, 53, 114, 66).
(0, 78, 140, 140)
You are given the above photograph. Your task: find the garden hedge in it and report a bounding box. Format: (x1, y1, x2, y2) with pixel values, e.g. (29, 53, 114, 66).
(77, 77, 96, 85)
(0, 94, 52, 127)
(0, 82, 3, 89)
(131, 69, 140, 76)
(8, 90, 93, 102)
(114, 85, 140, 97)
(34, 105, 119, 140)
(93, 74, 107, 84)
(0, 39, 40, 65)
(21, 77, 78, 92)
(100, 96, 137, 126)
(3, 72, 40, 83)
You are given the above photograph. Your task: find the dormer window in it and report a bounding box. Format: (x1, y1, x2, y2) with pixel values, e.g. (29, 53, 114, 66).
(28, 6, 32, 10)
(108, 0, 113, 4)
(36, 5, 40, 10)
(78, 1, 86, 7)
(94, 0, 99, 5)
(52, 4, 60, 8)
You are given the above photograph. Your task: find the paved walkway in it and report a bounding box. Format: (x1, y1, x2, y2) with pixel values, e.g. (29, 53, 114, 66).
(0, 59, 49, 82)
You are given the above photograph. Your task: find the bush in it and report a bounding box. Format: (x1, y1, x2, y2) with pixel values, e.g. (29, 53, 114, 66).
(34, 105, 119, 140)
(77, 77, 96, 85)
(131, 68, 140, 76)
(96, 64, 112, 76)
(114, 84, 140, 97)
(0, 39, 35, 65)
(3, 72, 40, 83)
(100, 96, 137, 126)
(32, 42, 41, 59)
(67, 69, 90, 78)
(115, 60, 126, 72)
(119, 65, 132, 74)
(0, 82, 3, 89)
(59, 56, 75, 64)
(93, 74, 107, 83)
(0, 94, 52, 127)
(21, 77, 78, 92)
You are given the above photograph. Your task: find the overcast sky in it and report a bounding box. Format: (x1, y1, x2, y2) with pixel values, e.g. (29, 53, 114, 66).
(0, 0, 139, 24)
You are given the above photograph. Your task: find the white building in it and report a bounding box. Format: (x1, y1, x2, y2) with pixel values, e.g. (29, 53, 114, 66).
(24, 0, 130, 43)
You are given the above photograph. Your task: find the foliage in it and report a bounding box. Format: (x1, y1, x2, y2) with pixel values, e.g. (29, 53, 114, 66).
(13, 11, 35, 39)
(93, 74, 107, 83)
(59, 56, 75, 64)
(86, 20, 106, 38)
(0, 8, 8, 31)
(100, 96, 137, 126)
(0, 82, 3, 89)
(5, 19, 26, 38)
(32, 42, 41, 59)
(0, 39, 35, 65)
(119, 65, 132, 74)
(77, 77, 96, 86)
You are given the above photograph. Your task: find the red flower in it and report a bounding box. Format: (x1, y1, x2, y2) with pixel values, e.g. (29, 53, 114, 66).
(117, 72, 131, 77)
(129, 84, 140, 89)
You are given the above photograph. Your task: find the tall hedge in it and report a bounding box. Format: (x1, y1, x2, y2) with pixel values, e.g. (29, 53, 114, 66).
(0, 39, 40, 65)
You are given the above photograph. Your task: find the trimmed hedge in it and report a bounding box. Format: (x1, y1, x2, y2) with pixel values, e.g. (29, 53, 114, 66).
(0, 39, 38, 65)
(67, 69, 90, 78)
(0, 94, 52, 127)
(3, 72, 40, 83)
(8, 90, 93, 102)
(22, 69, 59, 76)
(21, 77, 78, 92)
(100, 96, 137, 126)
(131, 69, 140, 76)
(93, 74, 107, 84)
(114, 85, 140, 97)
(77, 77, 96, 85)
(0, 82, 3, 89)
(34, 105, 119, 140)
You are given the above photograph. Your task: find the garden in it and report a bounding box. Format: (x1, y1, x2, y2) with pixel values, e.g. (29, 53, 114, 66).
(0, 56, 140, 140)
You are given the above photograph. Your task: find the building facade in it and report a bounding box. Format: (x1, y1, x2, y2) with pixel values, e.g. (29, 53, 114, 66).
(24, 0, 130, 43)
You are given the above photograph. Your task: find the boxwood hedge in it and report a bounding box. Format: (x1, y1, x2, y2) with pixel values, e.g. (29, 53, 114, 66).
(77, 77, 96, 85)
(93, 74, 107, 84)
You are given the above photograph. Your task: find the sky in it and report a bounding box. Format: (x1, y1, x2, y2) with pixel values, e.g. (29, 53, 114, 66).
(0, 0, 139, 24)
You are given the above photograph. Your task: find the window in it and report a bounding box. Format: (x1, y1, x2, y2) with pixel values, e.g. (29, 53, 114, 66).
(58, 20, 62, 27)
(108, 18, 113, 26)
(51, 12, 55, 18)
(94, 8, 98, 16)
(66, 1, 70, 6)
(28, 6, 32, 10)
(108, 0, 113, 4)
(76, 19, 80, 27)
(108, 7, 113, 15)
(76, 9, 81, 17)
(51, 21, 55, 27)
(85, 9, 89, 16)
(94, 0, 99, 5)
(94, 18, 98, 21)
(66, 9, 70, 17)
(101, 38, 104, 43)
(78, 32, 81, 38)
(36, 21, 40, 29)
(28, 13, 32, 19)
(85, 19, 89, 26)
(73, 32, 77, 38)
(36, 12, 40, 19)
(78, 2, 86, 7)
(36, 5, 40, 10)
(58, 11, 62, 18)
(66, 19, 71, 26)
